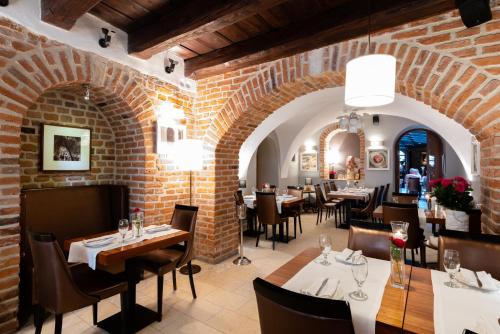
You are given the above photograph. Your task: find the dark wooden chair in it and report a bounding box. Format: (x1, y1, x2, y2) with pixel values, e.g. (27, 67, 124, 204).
(253, 278, 354, 334)
(392, 192, 418, 204)
(255, 192, 289, 250)
(352, 187, 379, 221)
(282, 187, 303, 237)
(314, 184, 341, 226)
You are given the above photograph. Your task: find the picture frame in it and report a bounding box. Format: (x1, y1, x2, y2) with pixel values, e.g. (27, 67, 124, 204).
(156, 115, 186, 159)
(366, 148, 390, 170)
(471, 139, 480, 175)
(300, 151, 317, 172)
(41, 124, 91, 171)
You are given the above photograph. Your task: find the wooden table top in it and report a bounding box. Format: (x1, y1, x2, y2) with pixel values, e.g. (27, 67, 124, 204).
(403, 267, 434, 334)
(373, 205, 445, 225)
(64, 229, 190, 266)
(265, 248, 412, 334)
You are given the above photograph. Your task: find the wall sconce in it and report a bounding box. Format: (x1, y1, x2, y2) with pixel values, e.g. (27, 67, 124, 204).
(369, 139, 384, 148)
(98, 28, 115, 48)
(304, 139, 316, 152)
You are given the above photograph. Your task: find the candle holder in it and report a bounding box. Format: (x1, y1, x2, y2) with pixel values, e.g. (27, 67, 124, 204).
(233, 204, 251, 265)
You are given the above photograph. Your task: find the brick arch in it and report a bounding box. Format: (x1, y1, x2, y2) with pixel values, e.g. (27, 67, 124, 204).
(318, 124, 366, 180)
(197, 36, 499, 260)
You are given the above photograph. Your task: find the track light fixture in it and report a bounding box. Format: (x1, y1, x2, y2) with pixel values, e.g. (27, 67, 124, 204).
(98, 28, 115, 48)
(0, 0, 9, 7)
(165, 58, 178, 74)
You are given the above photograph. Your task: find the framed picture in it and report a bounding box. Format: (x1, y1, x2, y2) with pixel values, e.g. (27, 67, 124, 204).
(367, 148, 390, 170)
(300, 151, 317, 172)
(156, 115, 186, 159)
(41, 124, 91, 171)
(471, 139, 480, 175)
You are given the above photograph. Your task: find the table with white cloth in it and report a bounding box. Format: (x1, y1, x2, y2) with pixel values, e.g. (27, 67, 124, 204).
(328, 188, 375, 227)
(373, 206, 445, 233)
(64, 227, 190, 333)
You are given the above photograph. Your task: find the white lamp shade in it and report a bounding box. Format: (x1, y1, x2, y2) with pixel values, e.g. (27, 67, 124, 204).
(345, 54, 396, 107)
(174, 139, 204, 171)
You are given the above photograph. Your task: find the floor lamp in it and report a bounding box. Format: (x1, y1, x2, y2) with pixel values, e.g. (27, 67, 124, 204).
(175, 139, 204, 274)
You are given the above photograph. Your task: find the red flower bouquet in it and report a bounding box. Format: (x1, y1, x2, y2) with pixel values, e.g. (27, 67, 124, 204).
(429, 177, 473, 211)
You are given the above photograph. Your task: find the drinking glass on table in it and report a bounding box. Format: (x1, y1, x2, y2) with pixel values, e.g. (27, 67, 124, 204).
(317, 234, 332, 266)
(118, 219, 129, 244)
(443, 249, 461, 288)
(349, 255, 368, 301)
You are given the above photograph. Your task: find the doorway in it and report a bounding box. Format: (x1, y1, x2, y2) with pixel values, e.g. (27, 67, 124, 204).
(394, 129, 443, 197)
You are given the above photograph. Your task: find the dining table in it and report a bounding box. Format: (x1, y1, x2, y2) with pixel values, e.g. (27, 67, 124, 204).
(64, 228, 190, 334)
(266, 247, 500, 334)
(328, 188, 375, 228)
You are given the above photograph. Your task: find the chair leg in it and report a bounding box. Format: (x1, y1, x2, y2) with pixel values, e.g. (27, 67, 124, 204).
(157, 275, 164, 322)
(298, 214, 302, 234)
(285, 220, 289, 242)
(411, 250, 415, 265)
(320, 208, 323, 222)
(293, 216, 297, 239)
(34, 305, 44, 334)
(334, 208, 338, 227)
(172, 269, 177, 291)
(316, 209, 320, 225)
(92, 303, 98, 325)
(272, 225, 276, 250)
(420, 244, 427, 268)
(255, 223, 261, 247)
(54, 314, 63, 334)
(187, 262, 197, 299)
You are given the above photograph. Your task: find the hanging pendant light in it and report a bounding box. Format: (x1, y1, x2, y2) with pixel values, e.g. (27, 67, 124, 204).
(344, 1, 396, 108)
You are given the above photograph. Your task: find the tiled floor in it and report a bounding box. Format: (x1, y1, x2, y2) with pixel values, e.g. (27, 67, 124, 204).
(18, 213, 435, 334)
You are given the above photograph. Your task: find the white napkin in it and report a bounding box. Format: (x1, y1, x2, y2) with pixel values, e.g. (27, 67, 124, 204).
(301, 277, 341, 299)
(144, 224, 170, 233)
(82, 235, 115, 245)
(458, 268, 500, 291)
(335, 248, 362, 264)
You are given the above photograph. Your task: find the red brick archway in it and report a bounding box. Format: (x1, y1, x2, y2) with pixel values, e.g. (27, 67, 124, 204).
(196, 30, 499, 261)
(319, 124, 366, 180)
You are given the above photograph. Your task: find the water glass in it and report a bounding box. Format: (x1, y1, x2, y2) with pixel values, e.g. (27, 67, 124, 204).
(443, 249, 461, 288)
(349, 255, 368, 301)
(317, 234, 332, 266)
(118, 219, 129, 244)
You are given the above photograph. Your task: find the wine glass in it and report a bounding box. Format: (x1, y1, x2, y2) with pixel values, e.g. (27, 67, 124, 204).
(317, 234, 332, 266)
(443, 249, 461, 288)
(349, 255, 368, 301)
(118, 219, 129, 245)
(283, 187, 288, 196)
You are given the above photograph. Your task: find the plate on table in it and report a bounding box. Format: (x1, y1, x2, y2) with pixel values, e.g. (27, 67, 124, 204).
(82, 236, 116, 248)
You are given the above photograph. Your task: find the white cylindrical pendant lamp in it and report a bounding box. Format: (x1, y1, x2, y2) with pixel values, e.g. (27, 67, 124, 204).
(345, 54, 396, 107)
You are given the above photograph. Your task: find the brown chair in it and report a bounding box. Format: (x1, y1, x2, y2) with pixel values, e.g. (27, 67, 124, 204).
(128, 204, 198, 321)
(329, 181, 338, 191)
(382, 202, 426, 266)
(29, 232, 128, 334)
(407, 177, 421, 196)
(283, 187, 303, 237)
(253, 278, 354, 334)
(392, 192, 418, 204)
(376, 185, 385, 207)
(314, 184, 341, 226)
(255, 192, 289, 250)
(234, 190, 257, 233)
(382, 183, 390, 202)
(438, 231, 500, 279)
(351, 187, 379, 221)
(347, 222, 392, 261)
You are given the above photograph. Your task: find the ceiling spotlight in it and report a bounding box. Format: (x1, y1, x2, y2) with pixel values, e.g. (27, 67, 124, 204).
(0, 0, 9, 7)
(165, 58, 178, 74)
(83, 85, 90, 101)
(99, 28, 115, 48)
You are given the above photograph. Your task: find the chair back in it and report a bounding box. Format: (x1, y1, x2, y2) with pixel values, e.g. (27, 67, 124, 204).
(170, 204, 199, 267)
(347, 223, 392, 261)
(314, 184, 327, 208)
(382, 184, 390, 202)
(407, 178, 420, 194)
(28, 232, 96, 314)
(256, 192, 281, 225)
(253, 278, 354, 334)
(376, 185, 385, 207)
(382, 202, 423, 250)
(287, 188, 303, 200)
(359, 187, 378, 215)
(438, 231, 500, 279)
(323, 182, 331, 194)
(329, 181, 338, 191)
(392, 192, 418, 204)
(234, 190, 244, 206)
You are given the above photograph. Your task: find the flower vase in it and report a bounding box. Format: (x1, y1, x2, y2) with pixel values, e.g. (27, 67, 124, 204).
(390, 244, 405, 289)
(131, 210, 144, 238)
(444, 209, 469, 232)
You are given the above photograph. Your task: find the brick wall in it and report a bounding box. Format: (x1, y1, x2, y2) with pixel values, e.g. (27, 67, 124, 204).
(193, 6, 500, 262)
(20, 90, 116, 188)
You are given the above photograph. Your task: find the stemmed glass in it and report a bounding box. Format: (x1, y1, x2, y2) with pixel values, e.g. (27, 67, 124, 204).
(118, 219, 129, 245)
(349, 255, 368, 301)
(443, 249, 461, 288)
(317, 234, 332, 266)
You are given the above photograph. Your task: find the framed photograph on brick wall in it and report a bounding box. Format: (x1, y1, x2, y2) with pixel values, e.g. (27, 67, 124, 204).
(41, 124, 91, 171)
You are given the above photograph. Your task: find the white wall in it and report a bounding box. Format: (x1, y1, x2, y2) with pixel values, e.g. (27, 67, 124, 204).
(256, 135, 280, 187)
(0, 0, 195, 92)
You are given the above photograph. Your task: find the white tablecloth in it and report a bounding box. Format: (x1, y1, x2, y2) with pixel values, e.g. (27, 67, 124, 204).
(431, 270, 500, 334)
(68, 228, 180, 270)
(329, 188, 374, 202)
(282, 251, 390, 334)
(243, 195, 297, 214)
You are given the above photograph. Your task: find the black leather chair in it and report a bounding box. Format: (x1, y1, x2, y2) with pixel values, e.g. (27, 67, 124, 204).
(253, 278, 354, 334)
(347, 222, 392, 261)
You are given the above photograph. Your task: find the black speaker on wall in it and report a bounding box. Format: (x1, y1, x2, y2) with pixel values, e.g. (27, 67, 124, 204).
(373, 115, 380, 126)
(456, 0, 492, 28)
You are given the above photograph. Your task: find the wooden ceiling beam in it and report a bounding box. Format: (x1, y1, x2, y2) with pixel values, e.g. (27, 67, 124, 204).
(185, 0, 457, 79)
(41, 0, 103, 30)
(128, 0, 288, 59)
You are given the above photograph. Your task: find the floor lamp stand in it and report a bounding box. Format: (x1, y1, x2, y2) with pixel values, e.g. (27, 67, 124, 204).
(180, 169, 202, 275)
(233, 204, 251, 265)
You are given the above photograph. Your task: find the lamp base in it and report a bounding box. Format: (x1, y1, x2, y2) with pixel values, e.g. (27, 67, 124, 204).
(179, 264, 201, 275)
(233, 256, 251, 266)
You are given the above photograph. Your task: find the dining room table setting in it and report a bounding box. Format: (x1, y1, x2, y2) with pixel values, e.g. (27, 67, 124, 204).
(266, 242, 500, 334)
(328, 187, 375, 227)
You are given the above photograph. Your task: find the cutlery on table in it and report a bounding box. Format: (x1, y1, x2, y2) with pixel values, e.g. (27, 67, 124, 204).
(345, 250, 355, 262)
(84, 236, 114, 244)
(473, 271, 483, 288)
(315, 278, 329, 296)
